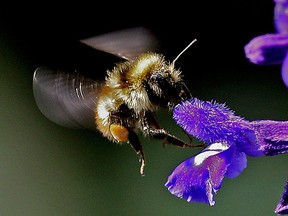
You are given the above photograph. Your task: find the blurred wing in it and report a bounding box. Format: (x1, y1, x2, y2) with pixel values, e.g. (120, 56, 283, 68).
(33, 66, 102, 130)
(79, 27, 159, 60)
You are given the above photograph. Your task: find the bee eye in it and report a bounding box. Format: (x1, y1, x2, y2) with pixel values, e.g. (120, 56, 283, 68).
(155, 73, 164, 81)
(151, 71, 170, 84)
(147, 74, 164, 92)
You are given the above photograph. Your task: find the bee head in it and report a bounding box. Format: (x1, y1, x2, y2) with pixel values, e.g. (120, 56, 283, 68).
(144, 68, 192, 108)
(143, 38, 197, 109)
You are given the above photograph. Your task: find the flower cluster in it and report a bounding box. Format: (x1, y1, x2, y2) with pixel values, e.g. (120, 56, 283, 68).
(244, 0, 288, 87)
(165, 1, 288, 214)
(165, 98, 288, 214)
(244, 1, 288, 214)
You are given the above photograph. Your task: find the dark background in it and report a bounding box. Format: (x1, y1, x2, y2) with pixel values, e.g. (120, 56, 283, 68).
(1, 1, 288, 215)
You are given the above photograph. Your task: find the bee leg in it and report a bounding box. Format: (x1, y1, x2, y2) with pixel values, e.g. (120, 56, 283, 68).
(110, 106, 146, 175)
(127, 129, 146, 176)
(146, 127, 197, 148)
(181, 127, 194, 143)
(150, 127, 205, 148)
(143, 112, 204, 148)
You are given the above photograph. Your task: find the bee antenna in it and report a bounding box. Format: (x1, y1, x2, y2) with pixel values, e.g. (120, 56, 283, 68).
(172, 39, 197, 65)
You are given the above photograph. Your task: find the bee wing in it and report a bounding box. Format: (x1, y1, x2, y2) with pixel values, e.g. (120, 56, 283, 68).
(79, 27, 159, 60)
(33, 66, 102, 130)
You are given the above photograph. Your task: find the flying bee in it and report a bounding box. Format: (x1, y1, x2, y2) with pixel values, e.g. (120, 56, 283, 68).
(33, 27, 198, 175)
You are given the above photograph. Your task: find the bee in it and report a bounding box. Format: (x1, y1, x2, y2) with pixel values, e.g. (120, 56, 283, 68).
(33, 27, 198, 175)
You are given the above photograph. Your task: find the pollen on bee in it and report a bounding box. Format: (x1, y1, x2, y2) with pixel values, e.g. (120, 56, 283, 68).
(110, 123, 129, 142)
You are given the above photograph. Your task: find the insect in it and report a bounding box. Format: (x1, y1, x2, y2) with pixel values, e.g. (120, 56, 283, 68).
(33, 27, 198, 175)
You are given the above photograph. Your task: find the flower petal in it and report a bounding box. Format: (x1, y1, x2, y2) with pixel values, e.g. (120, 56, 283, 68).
(244, 34, 288, 65)
(281, 52, 288, 87)
(249, 120, 288, 156)
(173, 98, 265, 156)
(225, 150, 247, 178)
(165, 142, 246, 206)
(173, 98, 247, 144)
(274, 0, 288, 34)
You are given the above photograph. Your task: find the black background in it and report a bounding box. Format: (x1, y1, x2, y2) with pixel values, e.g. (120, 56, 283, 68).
(0, 1, 278, 88)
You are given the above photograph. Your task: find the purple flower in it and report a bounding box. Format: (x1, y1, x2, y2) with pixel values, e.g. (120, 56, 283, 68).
(244, 0, 288, 87)
(275, 178, 288, 215)
(165, 142, 247, 205)
(244, 34, 288, 65)
(274, 0, 288, 34)
(243, 1, 288, 213)
(165, 98, 288, 207)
